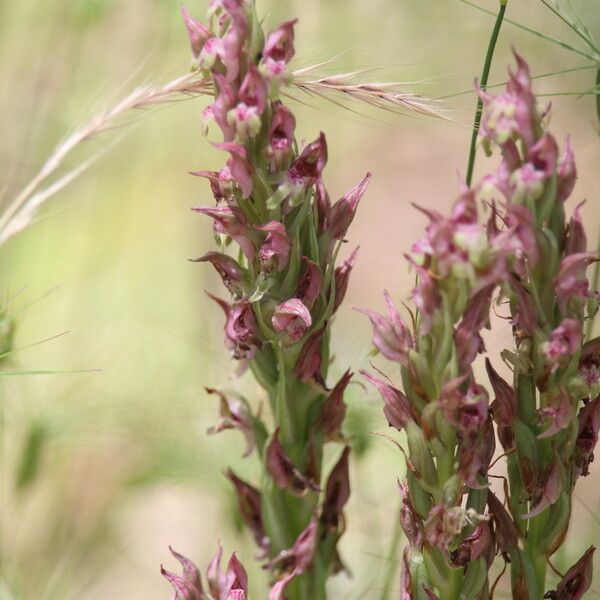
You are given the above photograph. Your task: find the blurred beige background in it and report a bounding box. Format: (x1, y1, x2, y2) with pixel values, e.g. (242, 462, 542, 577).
(1, 0, 599, 598)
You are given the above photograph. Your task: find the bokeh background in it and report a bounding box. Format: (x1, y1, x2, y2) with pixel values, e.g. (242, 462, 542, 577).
(1, 0, 599, 598)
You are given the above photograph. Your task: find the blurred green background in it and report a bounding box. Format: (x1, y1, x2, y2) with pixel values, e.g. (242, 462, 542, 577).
(1, 0, 599, 598)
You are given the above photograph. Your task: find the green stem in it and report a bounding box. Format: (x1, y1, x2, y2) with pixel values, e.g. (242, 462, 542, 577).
(596, 67, 600, 125)
(465, 2, 507, 187)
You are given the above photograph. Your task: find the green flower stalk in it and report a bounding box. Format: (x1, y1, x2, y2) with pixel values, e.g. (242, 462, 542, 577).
(166, 2, 369, 599)
(361, 53, 599, 600)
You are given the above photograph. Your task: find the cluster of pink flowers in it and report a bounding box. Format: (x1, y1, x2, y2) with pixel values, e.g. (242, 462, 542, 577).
(161, 2, 600, 597)
(164, 2, 369, 599)
(361, 53, 599, 599)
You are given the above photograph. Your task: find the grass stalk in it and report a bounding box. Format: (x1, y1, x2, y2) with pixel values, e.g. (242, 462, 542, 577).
(465, 1, 507, 187)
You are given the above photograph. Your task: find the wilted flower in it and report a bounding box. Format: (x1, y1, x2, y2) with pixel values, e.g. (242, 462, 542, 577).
(320, 446, 351, 534)
(575, 395, 600, 477)
(545, 546, 595, 600)
(226, 469, 270, 554)
(266, 428, 320, 496)
(205, 388, 255, 456)
(486, 491, 519, 553)
(424, 505, 488, 552)
(450, 522, 494, 567)
(485, 358, 517, 450)
(523, 456, 564, 519)
(192, 252, 245, 295)
(267, 519, 318, 600)
(297, 258, 322, 309)
(332, 247, 358, 313)
(565, 202, 587, 256)
(293, 324, 326, 383)
(398, 480, 424, 549)
(208, 294, 260, 360)
(319, 370, 352, 441)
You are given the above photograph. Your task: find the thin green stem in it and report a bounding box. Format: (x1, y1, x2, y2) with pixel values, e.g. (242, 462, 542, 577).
(596, 67, 600, 124)
(440, 64, 596, 100)
(465, 2, 507, 186)
(539, 0, 600, 57)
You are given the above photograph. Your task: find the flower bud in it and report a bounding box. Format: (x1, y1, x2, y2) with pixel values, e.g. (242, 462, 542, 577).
(556, 136, 577, 203)
(181, 6, 212, 60)
(271, 298, 312, 342)
(565, 201, 587, 256)
(325, 172, 371, 240)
